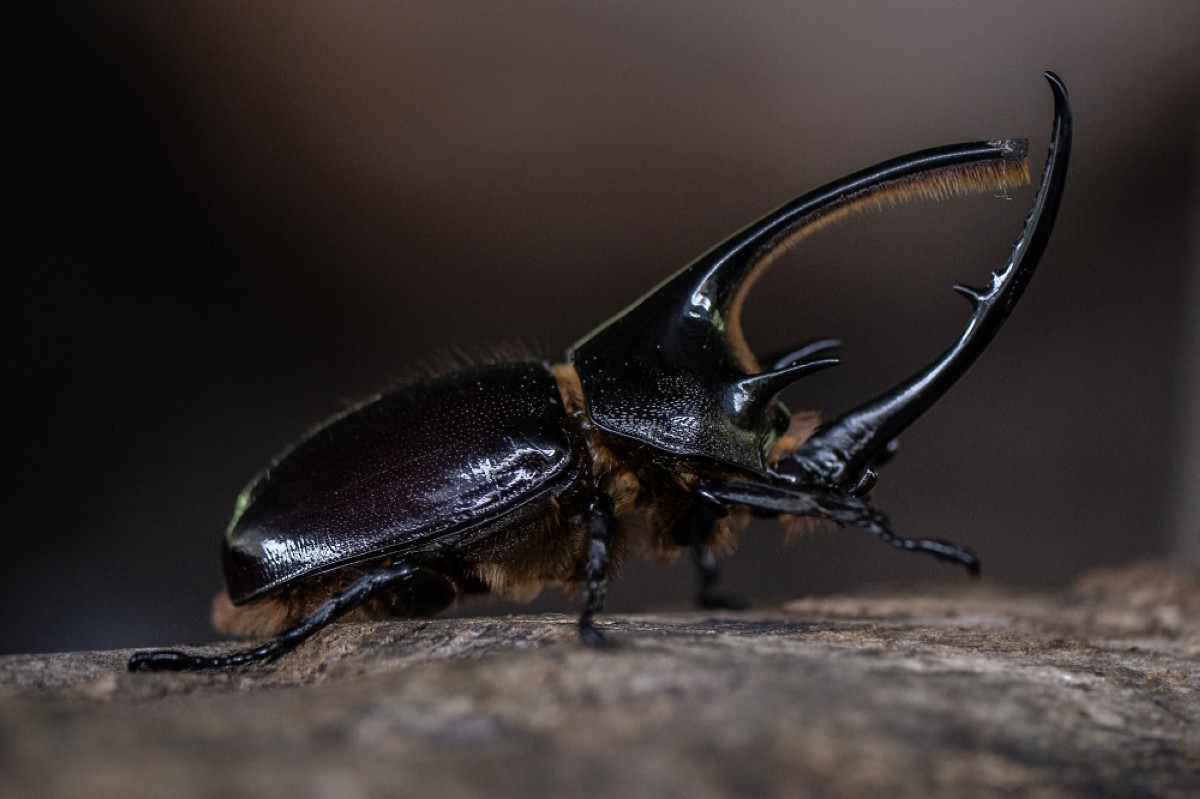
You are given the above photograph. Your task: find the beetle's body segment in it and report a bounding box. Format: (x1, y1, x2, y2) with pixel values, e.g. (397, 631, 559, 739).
(221, 361, 581, 604)
(213, 359, 751, 640)
(130, 74, 1071, 672)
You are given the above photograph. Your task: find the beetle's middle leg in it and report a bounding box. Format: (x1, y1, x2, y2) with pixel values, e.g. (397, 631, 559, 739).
(578, 492, 614, 647)
(671, 493, 748, 610)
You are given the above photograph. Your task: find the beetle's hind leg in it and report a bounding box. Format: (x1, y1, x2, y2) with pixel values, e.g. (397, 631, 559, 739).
(697, 479, 980, 575)
(128, 561, 419, 671)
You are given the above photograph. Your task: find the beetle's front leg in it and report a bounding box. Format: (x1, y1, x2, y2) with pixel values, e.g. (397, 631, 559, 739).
(696, 479, 980, 574)
(578, 492, 614, 647)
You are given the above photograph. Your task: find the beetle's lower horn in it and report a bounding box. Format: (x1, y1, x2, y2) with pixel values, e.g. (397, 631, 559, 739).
(775, 72, 1071, 488)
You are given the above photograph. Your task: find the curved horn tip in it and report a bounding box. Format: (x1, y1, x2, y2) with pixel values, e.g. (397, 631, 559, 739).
(1043, 71, 1068, 97)
(1043, 72, 1072, 126)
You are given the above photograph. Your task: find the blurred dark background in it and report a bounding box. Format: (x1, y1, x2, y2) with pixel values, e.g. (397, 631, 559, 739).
(5, 3, 1199, 654)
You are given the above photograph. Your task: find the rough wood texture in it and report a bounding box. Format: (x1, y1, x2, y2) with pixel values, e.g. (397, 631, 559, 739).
(2, 562, 1198, 798)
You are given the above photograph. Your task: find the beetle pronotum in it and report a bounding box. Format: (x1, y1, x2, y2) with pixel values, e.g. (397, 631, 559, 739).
(130, 73, 1070, 671)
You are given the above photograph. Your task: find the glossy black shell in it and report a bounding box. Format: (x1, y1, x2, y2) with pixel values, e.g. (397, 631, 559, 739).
(221, 361, 577, 603)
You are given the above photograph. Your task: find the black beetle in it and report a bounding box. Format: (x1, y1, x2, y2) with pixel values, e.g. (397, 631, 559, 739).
(130, 73, 1070, 671)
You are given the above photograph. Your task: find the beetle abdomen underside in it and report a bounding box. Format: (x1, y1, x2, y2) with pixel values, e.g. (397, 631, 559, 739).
(222, 361, 579, 603)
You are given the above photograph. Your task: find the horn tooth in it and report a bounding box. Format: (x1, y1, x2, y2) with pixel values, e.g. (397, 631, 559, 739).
(733, 357, 840, 411)
(770, 339, 842, 371)
(952, 283, 988, 308)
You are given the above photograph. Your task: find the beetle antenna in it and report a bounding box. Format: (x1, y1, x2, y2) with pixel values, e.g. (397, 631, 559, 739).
(775, 72, 1071, 488)
(128, 561, 418, 671)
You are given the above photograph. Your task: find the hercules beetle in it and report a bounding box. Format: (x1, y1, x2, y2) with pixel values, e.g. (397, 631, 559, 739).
(130, 73, 1070, 671)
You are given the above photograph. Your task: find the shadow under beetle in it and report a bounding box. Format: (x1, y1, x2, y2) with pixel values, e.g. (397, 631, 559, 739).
(130, 73, 1071, 671)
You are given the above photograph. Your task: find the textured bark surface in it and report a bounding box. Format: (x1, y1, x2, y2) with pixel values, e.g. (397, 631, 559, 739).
(2, 562, 1199, 799)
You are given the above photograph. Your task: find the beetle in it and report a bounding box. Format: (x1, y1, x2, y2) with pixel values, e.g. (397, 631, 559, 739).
(129, 73, 1070, 671)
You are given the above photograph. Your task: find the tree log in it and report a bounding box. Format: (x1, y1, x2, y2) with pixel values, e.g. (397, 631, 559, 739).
(2, 561, 1198, 798)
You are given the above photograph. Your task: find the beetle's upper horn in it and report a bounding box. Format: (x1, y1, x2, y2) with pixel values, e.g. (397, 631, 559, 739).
(778, 72, 1072, 487)
(570, 83, 1052, 472)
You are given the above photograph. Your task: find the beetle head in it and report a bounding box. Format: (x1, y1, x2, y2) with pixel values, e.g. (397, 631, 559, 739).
(569, 135, 1036, 473)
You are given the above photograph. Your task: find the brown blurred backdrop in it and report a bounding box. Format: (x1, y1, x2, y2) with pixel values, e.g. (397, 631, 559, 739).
(4, 3, 1199, 654)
